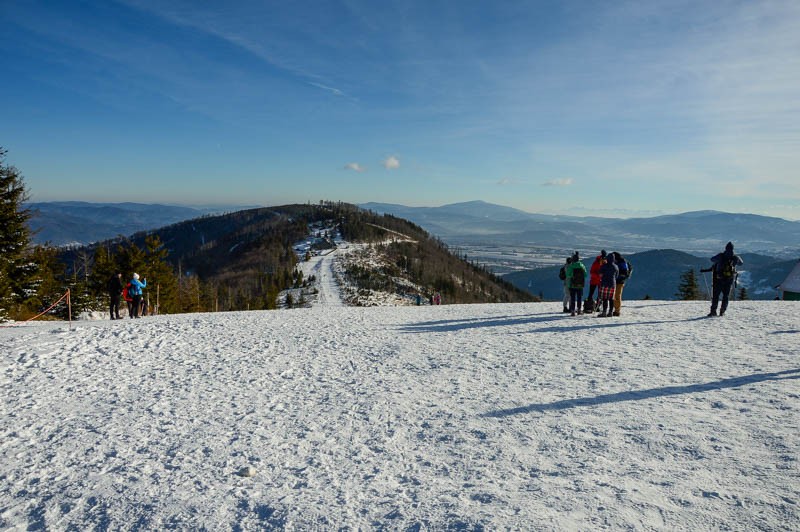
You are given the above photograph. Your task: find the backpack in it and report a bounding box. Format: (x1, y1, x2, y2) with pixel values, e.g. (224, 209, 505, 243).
(558, 266, 567, 281)
(617, 258, 631, 281)
(719, 257, 736, 278)
(127, 283, 137, 298)
(571, 267, 585, 288)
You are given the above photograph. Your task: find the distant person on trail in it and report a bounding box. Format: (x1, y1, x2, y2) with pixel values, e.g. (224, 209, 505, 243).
(565, 252, 587, 316)
(586, 250, 606, 313)
(128, 273, 147, 319)
(107, 272, 123, 320)
(701, 242, 743, 317)
(609, 252, 633, 317)
(559, 257, 572, 313)
(597, 254, 619, 317)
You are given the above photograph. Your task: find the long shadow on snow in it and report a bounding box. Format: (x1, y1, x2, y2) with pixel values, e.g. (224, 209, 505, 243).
(400, 314, 710, 334)
(399, 312, 564, 333)
(481, 368, 800, 418)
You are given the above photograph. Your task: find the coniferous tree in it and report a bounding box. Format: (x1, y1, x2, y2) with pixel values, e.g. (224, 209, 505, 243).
(676, 268, 702, 300)
(0, 148, 33, 321)
(143, 235, 179, 313)
(738, 286, 749, 301)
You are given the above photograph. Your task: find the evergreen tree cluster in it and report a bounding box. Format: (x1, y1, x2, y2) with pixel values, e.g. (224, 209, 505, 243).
(0, 148, 67, 321)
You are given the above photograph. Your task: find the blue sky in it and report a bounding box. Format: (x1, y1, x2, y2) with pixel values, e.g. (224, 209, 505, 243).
(2, 0, 799, 219)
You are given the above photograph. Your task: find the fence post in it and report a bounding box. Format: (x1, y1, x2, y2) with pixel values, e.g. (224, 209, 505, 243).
(67, 289, 72, 329)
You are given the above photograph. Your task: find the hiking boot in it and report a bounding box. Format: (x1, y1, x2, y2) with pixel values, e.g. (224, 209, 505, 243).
(570, 312, 576, 316)
(612, 312, 620, 317)
(708, 310, 717, 317)
(598, 312, 607, 317)
(563, 307, 569, 313)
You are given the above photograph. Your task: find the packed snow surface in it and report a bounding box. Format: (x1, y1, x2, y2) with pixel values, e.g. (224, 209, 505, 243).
(1, 301, 799, 530)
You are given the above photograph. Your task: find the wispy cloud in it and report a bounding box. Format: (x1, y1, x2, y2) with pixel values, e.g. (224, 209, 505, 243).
(541, 178, 573, 187)
(383, 156, 400, 170)
(344, 162, 365, 172)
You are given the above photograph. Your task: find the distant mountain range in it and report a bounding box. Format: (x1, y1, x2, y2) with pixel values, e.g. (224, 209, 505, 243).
(503, 249, 795, 301)
(361, 201, 800, 258)
(26, 201, 255, 246)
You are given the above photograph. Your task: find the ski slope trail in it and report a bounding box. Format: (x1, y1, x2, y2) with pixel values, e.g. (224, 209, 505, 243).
(0, 301, 798, 529)
(302, 247, 345, 307)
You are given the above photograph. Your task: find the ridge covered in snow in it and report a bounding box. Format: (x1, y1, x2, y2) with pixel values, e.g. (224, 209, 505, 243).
(1, 298, 798, 529)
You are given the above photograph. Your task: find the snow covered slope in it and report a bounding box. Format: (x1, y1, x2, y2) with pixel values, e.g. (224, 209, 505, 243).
(1, 301, 798, 529)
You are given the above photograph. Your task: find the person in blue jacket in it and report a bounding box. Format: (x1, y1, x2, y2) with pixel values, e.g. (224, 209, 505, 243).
(128, 273, 147, 318)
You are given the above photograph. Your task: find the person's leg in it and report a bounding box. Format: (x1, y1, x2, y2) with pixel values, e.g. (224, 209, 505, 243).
(710, 281, 721, 315)
(613, 284, 624, 315)
(719, 280, 733, 315)
(563, 285, 570, 312)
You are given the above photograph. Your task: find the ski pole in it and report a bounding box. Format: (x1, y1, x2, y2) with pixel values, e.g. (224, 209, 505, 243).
(702, 271, 710, 300)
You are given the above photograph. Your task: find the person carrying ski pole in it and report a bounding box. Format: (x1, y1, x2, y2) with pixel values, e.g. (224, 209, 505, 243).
(701, 241, 743, 317)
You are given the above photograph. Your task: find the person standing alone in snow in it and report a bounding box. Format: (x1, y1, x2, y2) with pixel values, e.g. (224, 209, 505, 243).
(107, 272, 123, 320)
(565, 252, 587, 316)
(702, 241, 743, 317)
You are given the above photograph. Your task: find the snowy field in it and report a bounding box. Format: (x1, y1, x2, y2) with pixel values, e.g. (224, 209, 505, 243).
(1, 300, 799, 530)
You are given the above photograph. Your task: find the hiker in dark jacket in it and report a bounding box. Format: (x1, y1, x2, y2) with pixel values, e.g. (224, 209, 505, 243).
(565, 252, 587, 316)
(609, 252, 633, 316)
(702, 241, 743, 317)
(597, 255, 619, 317)
(559, 257, 572, 313)
(107, 272, 123, 320)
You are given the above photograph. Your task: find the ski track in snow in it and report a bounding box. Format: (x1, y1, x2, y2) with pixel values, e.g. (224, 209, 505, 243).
(0, 301, 799, 530)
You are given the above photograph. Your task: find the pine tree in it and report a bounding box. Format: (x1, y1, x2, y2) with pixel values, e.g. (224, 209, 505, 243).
(143, 235, 178, 314)
(0, 148, 33, 321)
(676, 268, 702, 300)
(738, 286, 749, 301)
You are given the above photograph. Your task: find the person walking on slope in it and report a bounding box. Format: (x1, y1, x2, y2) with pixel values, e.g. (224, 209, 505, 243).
(559, 257, 573, 313)
(701, 241, 743, 317)
(586, 250, 606, 313)
(565, 252, 587, 316)
(107, 272, 123, 320)
(597, 254, 619, 317)
(128, 273, 147, 319)
(609, 252, 633, 316)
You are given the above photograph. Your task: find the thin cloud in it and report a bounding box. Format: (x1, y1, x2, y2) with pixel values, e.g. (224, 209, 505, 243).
(309, 82, 345, 97)
(383, 156, 400, 170)
(542, 178, 573, 187)
(344, 162, 365, 172)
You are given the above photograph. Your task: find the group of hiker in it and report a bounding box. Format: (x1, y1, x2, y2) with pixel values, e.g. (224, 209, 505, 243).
(558, 242, 744, 317)
(560, 250, 632, 317)
(106, 272, 148, 320)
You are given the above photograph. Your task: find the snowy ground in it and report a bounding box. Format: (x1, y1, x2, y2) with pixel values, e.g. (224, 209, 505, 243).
(1, 300, 799, 530)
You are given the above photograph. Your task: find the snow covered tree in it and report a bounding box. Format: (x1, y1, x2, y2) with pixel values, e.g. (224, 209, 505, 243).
(676, 268, 702, 300)
(0, 148, 33, 321)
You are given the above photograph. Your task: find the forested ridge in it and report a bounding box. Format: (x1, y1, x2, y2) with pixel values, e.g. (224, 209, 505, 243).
(52, 201, 534, 317)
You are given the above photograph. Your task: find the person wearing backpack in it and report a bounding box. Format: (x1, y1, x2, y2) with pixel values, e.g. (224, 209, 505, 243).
(597, 254, 619, 317)
(703, 242, 743, 317)
(559, 257, 572, 313)
(128, 273, 147, 318)
(565, 252, 587, 316)
(609, 252, 633, 316)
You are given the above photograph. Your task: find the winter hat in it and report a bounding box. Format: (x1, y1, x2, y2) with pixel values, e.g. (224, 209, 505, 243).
(133, 273, 140, 280)
(573, 251, 580, 261)
(600, 250, 607, 258)
(725, 242, 734, 252)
